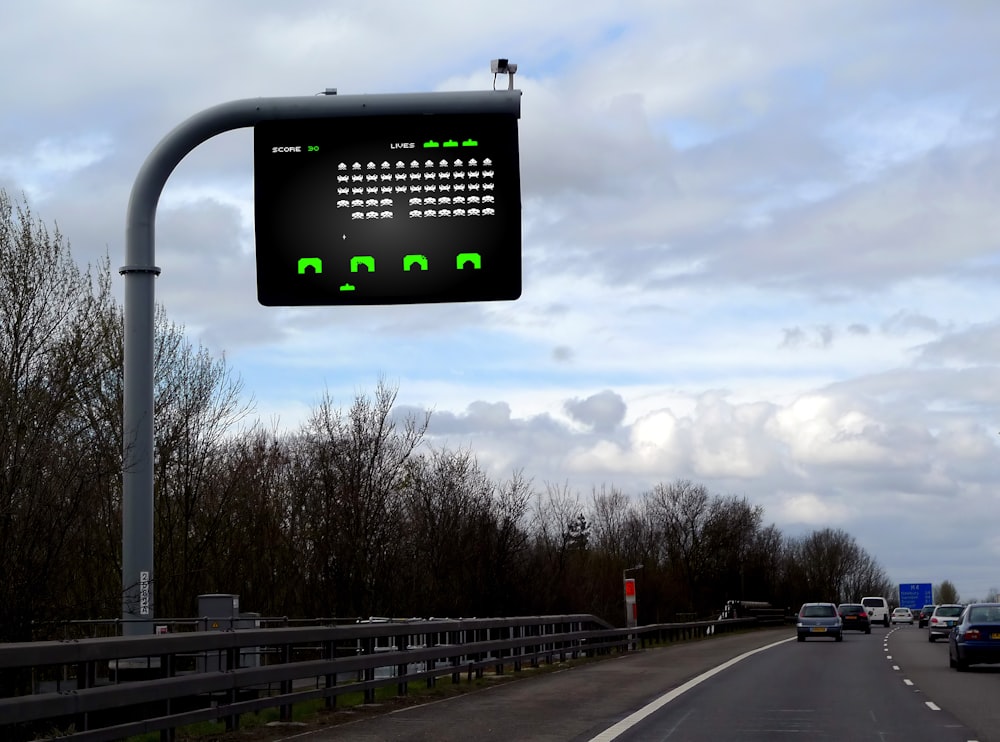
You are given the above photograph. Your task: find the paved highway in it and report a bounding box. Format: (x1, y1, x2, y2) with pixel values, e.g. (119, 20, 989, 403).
(272, 625, 1000, 741)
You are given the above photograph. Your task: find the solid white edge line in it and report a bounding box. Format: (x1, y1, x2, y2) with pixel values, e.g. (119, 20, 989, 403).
(586, 637, 794, 742)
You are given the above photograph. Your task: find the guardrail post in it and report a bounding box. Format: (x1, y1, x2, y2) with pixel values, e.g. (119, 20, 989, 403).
(324, 639, 337, 709)
(279, 642, 293, 722)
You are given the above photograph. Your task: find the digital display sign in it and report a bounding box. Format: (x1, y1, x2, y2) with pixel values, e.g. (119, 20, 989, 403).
(254, 112, 521, 305)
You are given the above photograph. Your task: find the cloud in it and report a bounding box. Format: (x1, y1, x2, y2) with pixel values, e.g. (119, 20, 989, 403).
(563, 390, 627, 432)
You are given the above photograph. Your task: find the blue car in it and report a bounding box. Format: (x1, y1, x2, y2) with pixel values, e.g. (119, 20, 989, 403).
(797, 602, 843, 642)
(948, 603, 1000, 671)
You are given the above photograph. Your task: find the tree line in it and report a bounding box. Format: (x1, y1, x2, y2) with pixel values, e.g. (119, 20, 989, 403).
(0, 190, 895, 642)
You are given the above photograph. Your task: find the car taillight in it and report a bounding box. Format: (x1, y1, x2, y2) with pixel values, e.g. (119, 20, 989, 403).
(860, 611, 867, 618)
(963, 629, 980, 640)
(930, 617, 938, 624)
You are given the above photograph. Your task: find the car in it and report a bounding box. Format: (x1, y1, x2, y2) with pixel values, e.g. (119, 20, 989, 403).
(838, 603, 871, 633)
(928, 603, 964, 641)
(891, 607, 914, 625)
(918, 604, 937, 628)
(949, 603, 1000, 670)
(861, 596, 890, 627)
(797, 602, 843, 642)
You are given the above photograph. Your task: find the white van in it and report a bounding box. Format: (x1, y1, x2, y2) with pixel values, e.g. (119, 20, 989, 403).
(861, 596, 890, 627)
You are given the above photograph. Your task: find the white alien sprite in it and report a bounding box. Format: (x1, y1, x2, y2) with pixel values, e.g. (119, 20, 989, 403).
(423, 197, 437, 205)
(365, 199, 378, 207)
(352, 175, 363, 182)
(337, 162, 347, 170)
(410, 185, 423, 192)
(424, 159, 434, 167)
(352, 199, 364, 207)
(351, 212, 364, 220)
(410, 160, 420, 168)
(453, 208, 466, 217)
(423, 209, 437, 217)
(352, 162, 362, 170)
(483, 207, 495, 216)
(409, 197, 423, 206)
(337, 175, 349, 183)
(452, 196, 465, 204)
(482, 170, 495, 178)
(468, 208, 481, 216)
(409, 209, 422, 218)
(380, 198, 392, 206)
(365, 210, 379, 219)
(452, 171, 464, 179)
(380, 174, 392, 181)
(352, 187, 364, 195)
(482, 158, 492, 166)
(438, 184, 451, 192)
(439, 159, 448, 167)
(467, 183, 480, 191)
(467, 195, 480, 204)
(337, 187, 349, 195)
(367, 161, 376, 169)
(424, 172, 436, 180)
(395, 173, 407, 181)
(336, 199, 350, 208)
(483, 195, 495, 203)
(468, 171, 479, 179)
(438, 208, 452, 217)
(452, 184, 465, 192)
(366, 187, 379, 194)
(483, 183, 494, 191)
(395, 186, 407, 193)
(381, 161, 391, 169)
(409, 172, 421, 180)
(438, 171, 450, 179)
(366, 174, 378, 182)
(453, 159, 463, 167)
(380, 210, 393, 219)
(437, 196, 451, 205)
(380, 186, 393, 194)
(395, 160, 406, 168)
(467, 158, 478, 167)
(423, 184, 435, 192)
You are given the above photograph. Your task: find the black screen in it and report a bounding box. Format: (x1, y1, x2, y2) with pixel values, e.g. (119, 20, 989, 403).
(254, 113, 521, 305)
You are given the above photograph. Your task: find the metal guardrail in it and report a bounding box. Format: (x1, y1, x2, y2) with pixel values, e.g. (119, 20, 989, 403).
(0, 614, 762, 741)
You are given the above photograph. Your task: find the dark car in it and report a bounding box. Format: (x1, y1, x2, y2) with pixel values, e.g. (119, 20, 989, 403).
(838, 603, 871, 633)
(928, 603, 964, 641)
(918, 604, 936, 628)
(948, 603, 1000, 671)
(797, 602, 843, 642)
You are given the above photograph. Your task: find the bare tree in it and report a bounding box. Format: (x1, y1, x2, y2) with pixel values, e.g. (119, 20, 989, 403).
(297, 380, 428, 616)
(0, 191, 119, 640)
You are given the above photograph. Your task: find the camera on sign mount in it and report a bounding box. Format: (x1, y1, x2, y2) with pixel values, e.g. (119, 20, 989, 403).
(491, 59, 517, 74)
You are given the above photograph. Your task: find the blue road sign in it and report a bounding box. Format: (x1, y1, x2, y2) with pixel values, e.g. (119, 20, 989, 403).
(899, 582, 933, 610)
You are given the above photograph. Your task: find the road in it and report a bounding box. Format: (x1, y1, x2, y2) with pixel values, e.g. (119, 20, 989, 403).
(269, 624, 1000, 742)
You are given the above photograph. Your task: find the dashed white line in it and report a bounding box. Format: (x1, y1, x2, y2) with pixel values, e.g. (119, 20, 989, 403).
(903, 679, 914, 686)
(925, 701, 941, 711)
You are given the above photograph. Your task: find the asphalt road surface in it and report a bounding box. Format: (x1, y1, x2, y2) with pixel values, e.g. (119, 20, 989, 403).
(266, 625, 999, 742)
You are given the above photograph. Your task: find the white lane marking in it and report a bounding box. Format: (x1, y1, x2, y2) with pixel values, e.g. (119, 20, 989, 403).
(892, 665, 900, 670)
(903, 679, 914, 686)
(586, 638, 793, 742)
(925, 701, 941, 711)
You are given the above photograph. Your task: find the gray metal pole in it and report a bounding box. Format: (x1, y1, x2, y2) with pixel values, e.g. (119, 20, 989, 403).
(120, 89, 521, 634)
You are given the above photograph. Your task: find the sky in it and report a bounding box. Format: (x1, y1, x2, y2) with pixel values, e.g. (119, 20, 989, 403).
(2, 0, 1000, 602)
